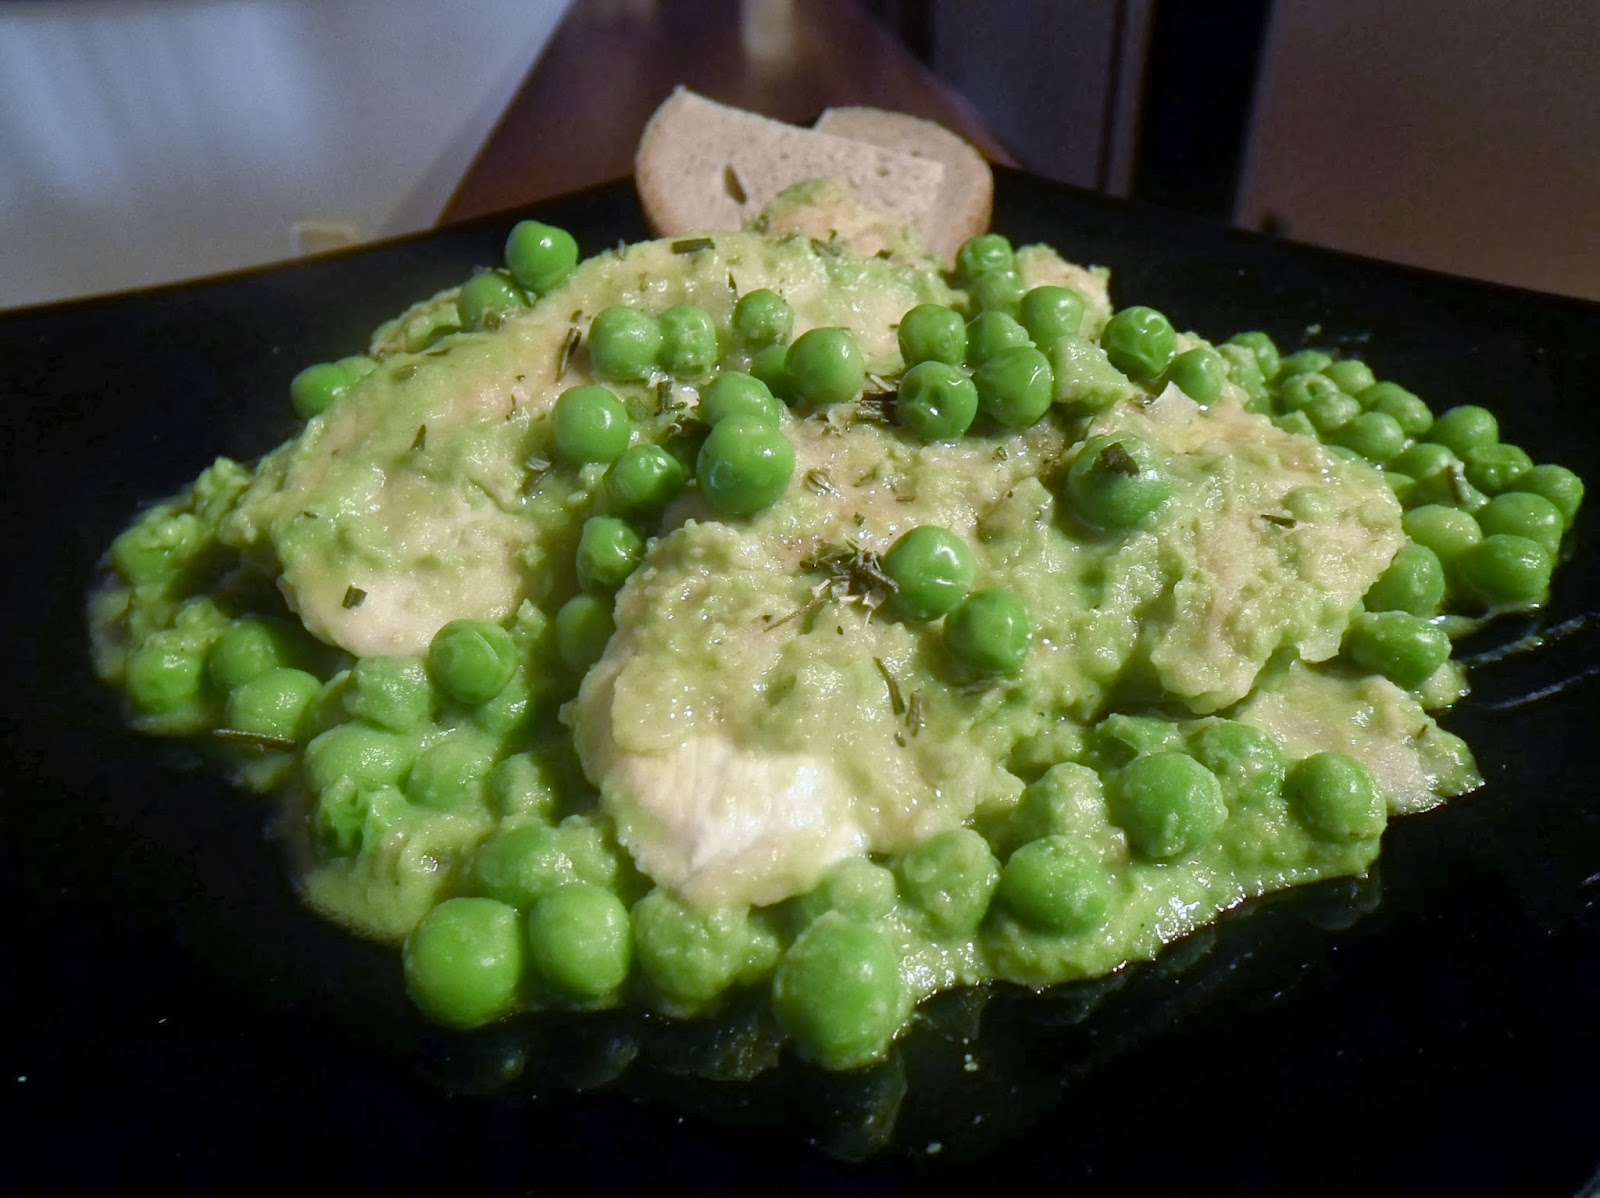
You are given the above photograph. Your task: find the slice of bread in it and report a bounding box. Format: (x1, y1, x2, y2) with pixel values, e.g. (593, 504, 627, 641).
(813, 106, 993, 262)
(637, 88, 981, 260)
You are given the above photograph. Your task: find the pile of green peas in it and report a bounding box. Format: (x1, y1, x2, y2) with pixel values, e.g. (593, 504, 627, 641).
(880, 525, 1033, 676)
(114, 214, 1589, 1071)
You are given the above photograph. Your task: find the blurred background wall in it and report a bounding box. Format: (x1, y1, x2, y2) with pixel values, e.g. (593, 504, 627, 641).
(0, 0, 571, 310)
(931, 0, 1598, 300)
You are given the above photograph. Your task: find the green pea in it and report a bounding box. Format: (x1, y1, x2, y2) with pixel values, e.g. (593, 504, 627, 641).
(289, 361, 356, 420)
(699, 372, 780, 426)
(1428, 405, 1498, 457)
(344, 656, 433, 730)
(1462, 443, 1532, 495)
(955, 233, 1015, 284)
(313, 781, 407, 859)
(896, 361, 979, 441)
(1217, 343, 1270, 411)
(897, 828, 1000, 935)
(772, 913, 902, 1070)
(1108, 751, 1227, 859)
(488, 753, 561, 822)
(1165, 347, 1227, 407)
(786, 327, 864, 406)
(965, 311, 1032, 367)
(1402, 504, 1482, 566)
(125, 641, 206, 718)
(457, 270, 527, 330)
(1224, 331, 1281, 381)
(974, 345, 1053, 428)
(793, 858, 898, 926)
(1066, 433, 1173, 530)
(1018, 285, 1086, 350)
(553, 384, 631, 465)
(1277, 371, 1342, 414)
(1359, 382, 1433, 437)
(472, 824, 578, 908)
(429, 619, 518, 705)
(731, 288, 794, 349)
(604, 444, 687, 515)
(576, 516, 644, 593)
(1051, 336, 1140, 412)
(1386, 471, 1419, 504)
(223, 667, 321, 742)
(748, 343, 791, 401)
(303, 723, 414, 795)
(658, 304, 719, 378)
(695, 417, 795, 515)
(1344, 611, 1452, 689)
(554, 594, 615, 674)
(527, 883, 632, 999)
(1188, 721, 1285, 808)
(588, 306, 663, 381)
(1335, 411, 1408, 464)
(208, 618, 297, 691)
(338, 355, 377, 382)
(1101, 306, 1177, 382)
(944, 588, 1033, 676)
(110, 511, 206, 586)
(1517, 464, 1584, 527)
(1285, 753, 1385, 841)
(997, 835, 1112, 934)
(897, 303, 967, 366)
(1305, 390, 1362, 436)
(884, 526, 975, 620)
(403, 897, 524, 1028)
(1364, 542, 1447, 616)
(504, 220, 578, 293)
(632, 891, 770, 1010)
(1389, 442, 1458, 484)
(1476, 491, 1564, 556)
(969, 268, 1025, 317)
(1277, 348, 1333, 378)
(1284, 485, 1339, 523)
(1323, 358, 1376, 395)
(1275, 410, 1317, 439)
(1009, 761, 1098, 837)
(1456, 534, 1552, 609)
(1094, 714, 1185, 767)
(407, 732, 496, 810)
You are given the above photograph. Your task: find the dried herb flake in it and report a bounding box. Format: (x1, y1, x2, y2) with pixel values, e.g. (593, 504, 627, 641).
(341, 585, 367, 610)
(671, 237, 715, 255)
(556, 325, 581, 379)
(873, 657, 906, 716)
(804, 469, 841, 497)
(1100, 442, 1140, 476)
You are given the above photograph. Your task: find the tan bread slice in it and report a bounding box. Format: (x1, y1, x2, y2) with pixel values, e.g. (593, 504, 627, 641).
(635, 87, 944, 245)
(813, 106, 993, 262)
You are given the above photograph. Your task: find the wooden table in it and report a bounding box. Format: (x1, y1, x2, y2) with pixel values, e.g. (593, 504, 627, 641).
(442, 0, 1014, 223)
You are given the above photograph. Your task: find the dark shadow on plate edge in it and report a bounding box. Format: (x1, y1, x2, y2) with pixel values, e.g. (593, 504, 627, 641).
(4, 173, 1599, 1195)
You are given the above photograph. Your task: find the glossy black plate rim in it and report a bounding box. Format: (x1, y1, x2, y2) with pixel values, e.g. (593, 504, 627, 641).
(3, 169, 1598, 1196)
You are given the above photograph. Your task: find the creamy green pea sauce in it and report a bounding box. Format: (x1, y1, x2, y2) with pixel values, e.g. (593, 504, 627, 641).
(91, 193, 1580, 1071)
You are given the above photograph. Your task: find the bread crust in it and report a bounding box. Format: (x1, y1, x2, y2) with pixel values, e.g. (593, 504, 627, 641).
(814, 106, 993, 261)
(635, 88, 990, 263)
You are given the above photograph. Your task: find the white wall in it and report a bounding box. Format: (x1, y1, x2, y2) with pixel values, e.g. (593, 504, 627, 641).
(1238, 0, 1600, 300)
(0, 0, 571, 310)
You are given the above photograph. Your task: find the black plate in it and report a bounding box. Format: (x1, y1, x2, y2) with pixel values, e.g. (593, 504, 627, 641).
(5, 171, 1598, 1195)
